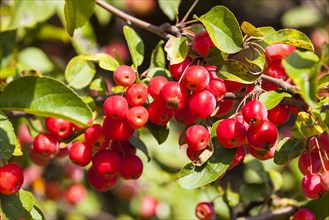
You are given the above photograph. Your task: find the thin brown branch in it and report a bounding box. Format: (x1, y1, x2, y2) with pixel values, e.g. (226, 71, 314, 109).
(261, 75, 299, 94)
(95, 0, 174, 40)
(236, 206, 297, 220)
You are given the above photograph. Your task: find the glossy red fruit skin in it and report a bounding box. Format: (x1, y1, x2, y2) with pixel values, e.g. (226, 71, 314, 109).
(84, 124, 109, 151)
(159, 81, 189, 111)
(267, 104, 291, 125)
(148, 76, 168, 100)
(113, 65, 136, 87)
(33, 133, 59, 158)
(92, 150, 121, 178)
(265, 43, 296, 62)
(225, 80, 248, 93)
(263, 59, 288, 90)
(205, 65, 219, 80)
(63, 183, 87, 205)
(186, 147, 204, 161)
(242, 100, 268, 125)
(0, 163, 24, 195)
(195, 202, 215, 220)
(69, 142, 92, 167)
(126, 106, 149, 129)
(169, 56, 193, 81)
(103, 95, 129, 121)
(125, 83, 148, 106)
(45, 117, 73, 140)
(227, 145, 247, 170)
(188, 90, 216, 119)
(147, 100, 173, 125)
(87, 167, 118, 192)
(216, 118, 247, 148)
(206, 78, 226, 102)
(119, 155, 143, 180)
(298, 151, 322, 175)
(103, 118, 135, 141)
(185, 125, 210, 151)
(140, 195, 158, 218)
(248, 145, 275, 160)
(292, 208, 316, 220)
(247, 120, 278, 151)
(182, 65, 210, 91)
(215, 99, 234, 118)
(192, 31, 215, 57)
(110, 141, 137, 158)
(174, 108, 196, 125)
(302, 173, 326, 199)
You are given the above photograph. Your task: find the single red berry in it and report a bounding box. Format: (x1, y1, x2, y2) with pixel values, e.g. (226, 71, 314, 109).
(103, 118, 135, 141)
(87, 167, 118, 192)
(103, 95, 129, 121)
(215, 99, 234, 118)
(247, 120, 278, 151)
(195, 202, 215, 220)
(265, 43, 296, 62)
(148, 76, 168, 100)
(298, 151, 322, 175)
(63, 183, 87, 205)
(242, 100, 268, 125)
(69, 142, 92, 167)
(159, 81, 189, 111)
(263, 59, 289, 90)
(45, 117, 73, 140)
(186, 147, 204, 161)
(216, 118, 247, 148)
(92, 150, 121, 178)
(33, 133, 59, 158)
(84, 124, 109, 151)
(113, 65, 136, 87)
(125, 83, 148, 106)
(206, 78, 226, 102)
(185, 125, 210, 151)
(182, 65, 210, 91)
(0, 163, 24, 195)
(188, 90, 216, 119)
(119, 155, 143, 180)
(302, 173, 326, 199)
(228, 145, 247, 170)
(248, 145, 276, 160)
(169, 56, 193, 81)
(110, 141, 137, 158)
(147, 100, 173, 125)
(292, 208, 316, 220)
(174, 107, 196, 125)
(192, 31, 215, 57)
(267, 104, 291, 125)
(126, 106, 149, 129)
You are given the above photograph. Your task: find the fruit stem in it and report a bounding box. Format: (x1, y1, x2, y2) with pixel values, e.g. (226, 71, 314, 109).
(315, 136, 328, 172)
(179, 0, 199, 25)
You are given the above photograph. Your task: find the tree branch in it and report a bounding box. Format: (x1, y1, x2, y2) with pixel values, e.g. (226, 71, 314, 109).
(261, 75, 299, 94)
(95, 0, 174, 40)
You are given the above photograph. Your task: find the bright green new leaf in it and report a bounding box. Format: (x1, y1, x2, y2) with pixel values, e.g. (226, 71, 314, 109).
(89, 78, 108, 95)
(0, 76, 93, 126)
(19, 190, 35, 212)
(150, 40, 166, 68)
(310, 97, 329, 133)
(321, 43, 329, 65)
(64, 0, 96, 36)
(29, 205, 45, 220)
(264, 29, 314, 51)
(259, 90, 292, 110)
(218, 60, 259, 84)
(164, 36, 188, 65)
(0, 193, 29, 220)
(282, 51, 320, 107)
(18, 47, 54, 74)
(85, 53, 120, 71)
(257, 26, 276, 36)
(13, 139, 23, 157)
(158, 0, 181, 20)
(318, 74, 329, 89)
(65, 55, 96, 89)
(291, 112, 324, 138)
(0, 111, 16, 165)
(246, 54, 266, 72)
(146, 121, 169, 145)
(241, 21, 263, 37)
(123, 26, 144, 68)
(274, 137, 306, 165)
(196, 6, 243, 54)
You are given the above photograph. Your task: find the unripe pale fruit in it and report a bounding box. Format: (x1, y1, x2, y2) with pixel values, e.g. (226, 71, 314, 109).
(0, 163, 24, 195)
(113, 65, 136, 87)
(103, 95, 129, 121)
(45, 117, 73, 140)
(242, 100, 268, 125)
(185, 125, 210, 151)
(216, 118, 247, 148)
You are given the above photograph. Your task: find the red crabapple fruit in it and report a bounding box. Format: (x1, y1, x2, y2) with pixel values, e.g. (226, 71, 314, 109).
(0, 163, 24, 195)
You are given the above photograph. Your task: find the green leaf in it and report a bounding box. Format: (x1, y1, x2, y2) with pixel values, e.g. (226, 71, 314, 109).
(0, 76, 92, 126)
(158, 0, 180, 20)
(268, 170, 283, 192)
(0, 193, 29, 220)
(164, 36, 188, 65)
(146, 121, 169, 145)
(282, 51, 320, 107)
(321, 43, 329, 65)
(224, 184, 240, 207)
(18, 47, 54, 74)
(291, 112, 324, 138)
(65, 55, 96, 89)
(318, 74, 329, 89)
(281, 6, 322, 28)
(245, 159, 268, 182)
(29, 205, 45, 220)
(218, 60, 259, 84)
(274, 137, 306, 165)
(205, 47, 228, 66)
(0, 111, 16, 165)
(129, 135, 151, 161)
(146, 67, 171, 79)
(150, 40, 166, 68)
(71, 22, 97, 54)
(85, 53, 120, 71)
(19, 190, 35, 212)
(245, 54, 266, 72)
(257, 26, 276, 36)
(0, 30, 17, 79)
(196, 6, 243, 54)
(64, 0, 95, 36)
(239, 183, 266, 203)
(123, 26, 144, 68)
(264, 29, 314, 51)
(259, 90, 292, 110)
(89, 78, 108, 95)
(311, 97, 329, 133)
(241, 21, 263, 37)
